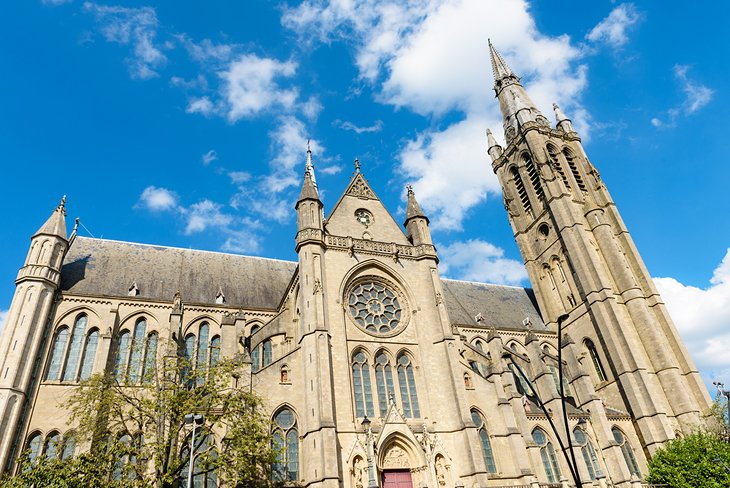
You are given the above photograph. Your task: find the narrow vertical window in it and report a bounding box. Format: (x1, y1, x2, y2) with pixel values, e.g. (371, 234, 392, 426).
(585, 339, 607, 382)
(114, 331, 131, 382)
(351, 352, 374, 418)
(510, 167, 532, 215)
(612, 427, 641, 477)
(61, 433, 76, 460)
(62, 315, 87, 381)
(26, 432, 42, 465)
(46, 327, 68, 381)
(142, 332, 158, 382)
(44, 431, 61, 460)
(210, 335, 221, 367)
(262, 339, 272, 367)
(272, 408, 298, 481)
(563, 148, 587, 193)
(523, 153, 545, 201)
(196, 323, 209, 386)
(532, 428, 561, 483)
(128, 319, 147, 383)
(374, 352, 396, 417)
(252, 345, 261, 373)
(574, 427, 603, 480)
(78, 330, 99, 380)
(471, 409, 497, 473)
(547, 144, 571, 191)
(182, 334, 195, 388)
(397, 354, 420, 418)
(508, 362, 533, 397)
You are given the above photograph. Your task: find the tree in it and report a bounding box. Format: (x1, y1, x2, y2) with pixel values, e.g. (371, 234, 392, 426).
(1, 349, 279, 488)
(645, 431, 730, 488)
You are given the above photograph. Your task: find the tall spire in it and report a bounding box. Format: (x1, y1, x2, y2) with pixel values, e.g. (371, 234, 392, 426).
(488, 39, 517, 87)
(305, 139, 317, 189)
(34, 195, 68, 240)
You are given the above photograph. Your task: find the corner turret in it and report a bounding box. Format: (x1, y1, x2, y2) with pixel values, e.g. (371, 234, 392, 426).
(404, 186, 432, 246)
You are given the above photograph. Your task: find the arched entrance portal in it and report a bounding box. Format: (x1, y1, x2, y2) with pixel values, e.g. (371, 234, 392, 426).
(380, 444, 413, 488)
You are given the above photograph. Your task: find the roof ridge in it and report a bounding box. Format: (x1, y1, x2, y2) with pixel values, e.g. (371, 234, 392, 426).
(74, 236, 297, 265)
(441, 277, 531, 290)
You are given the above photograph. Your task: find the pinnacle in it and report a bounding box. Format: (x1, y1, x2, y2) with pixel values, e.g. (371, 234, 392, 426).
(34, 196, 68, 240)
(488, 40, 516, 84)
(404, 185, 429, 225)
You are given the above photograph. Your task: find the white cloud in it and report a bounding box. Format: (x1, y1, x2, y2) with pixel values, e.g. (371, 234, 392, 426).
(586, 3, 641, 49)
(283, 0, 588, 231)
(137, 186, 178, 212)
(336, 119, 383, 134)
(201, 149, 218, 165)
(83, 2, 166, 80)
(177, 35, 237, 64)
(301, 96, 323, 120)
(655, 248, 730, 386)
(651, 65, 714, 128)
(228, 171, 251, 184)
(42, 0, 73, 5)
(221, 230, 262, 254)
(186, 97, 216, 116)
(0, 309, 8, 335)
(220, 54, 298, 122)
(183, 200, 233, 234)
(438, 239, 528, 286)
(320, 165, 342, 175)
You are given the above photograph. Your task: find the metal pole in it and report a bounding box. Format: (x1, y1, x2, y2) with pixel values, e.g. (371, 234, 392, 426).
(187, 421, 196, 488)
(557, 313, 582, 488)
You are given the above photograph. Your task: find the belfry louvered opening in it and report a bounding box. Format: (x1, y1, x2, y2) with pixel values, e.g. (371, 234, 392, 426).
(563, 148, 587, 193)
(522, 152, 545, 202)
(510, 166, 532, 215)
(547, 144, 571, 192)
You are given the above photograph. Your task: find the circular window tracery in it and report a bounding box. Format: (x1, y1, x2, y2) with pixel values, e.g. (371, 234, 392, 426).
(347, 279, 405, 335)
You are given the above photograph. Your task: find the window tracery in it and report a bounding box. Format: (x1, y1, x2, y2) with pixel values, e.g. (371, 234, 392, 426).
(471, 409, 496, 473)
(532, 427, 561, 483)
(272, 408, 299, 481)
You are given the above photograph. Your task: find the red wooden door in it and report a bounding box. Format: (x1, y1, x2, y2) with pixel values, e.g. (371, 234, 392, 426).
(382, 469, 413, 488)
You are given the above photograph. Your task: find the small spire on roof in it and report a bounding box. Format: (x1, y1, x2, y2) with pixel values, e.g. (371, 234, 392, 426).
(404, 184, 428, 225)
(354, 158, 361, 173)
(486, 128, 503, 162)
(552, 102, 574, 132)
(305, 140, 317, 189)
(57, 195, 67, 215)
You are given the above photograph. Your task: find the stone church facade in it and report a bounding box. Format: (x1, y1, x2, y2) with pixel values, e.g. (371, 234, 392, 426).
(0, 45, 711, 487)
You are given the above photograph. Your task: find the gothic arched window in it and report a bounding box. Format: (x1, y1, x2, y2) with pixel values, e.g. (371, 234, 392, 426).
(522, 152, 545, 201)
(78, 329, 98, 381)
(127, 319, 147, 383)
(182, 333, 195, 388)
(114, 331, 131, 382)
(585, 339, 607, 382)
(396, 353, 420, 418)
(43, 431, 61, 460)
(62, 314, 87, 381)
(210, 335, 221, 367)
(262, 339, 273, 367)
(179, 432, 217, 487)
(61, 432, 76, 460)
(563, 148, 587, 193)
(612, 427, 641, 477)
(574, 427, 602, 480)
(46, 327, 68, 381)
(196, 323, 210, 386)
(510, 166, 532, 215)
(272, 408, 299, 482)
(352, 351, 374, 418)
(25, 432, 42, 465)
(471, 409, 497, 473)
(508, 362, 533, 397)
(532, 427, 561, 483)
(374, 352, 396, 417)
(547, 144, 571, 191)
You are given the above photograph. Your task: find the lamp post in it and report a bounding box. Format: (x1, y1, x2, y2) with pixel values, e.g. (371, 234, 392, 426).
(361, 416, 378, 488)
(713, 381, 730, 440)
(184, 413, 204, 488)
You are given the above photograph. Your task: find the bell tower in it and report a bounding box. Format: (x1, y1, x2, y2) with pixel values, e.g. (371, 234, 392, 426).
(486, 41, 711, 459)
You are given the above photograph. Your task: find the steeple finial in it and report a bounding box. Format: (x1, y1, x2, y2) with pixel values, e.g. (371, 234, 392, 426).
(488, 40, 517, 85)
(486, 129, 503, 162)
(354, 158, 361, 173)
(553, 102, 574, 132)
(57, 195, 67, 216)
(305, 140, 317, 189)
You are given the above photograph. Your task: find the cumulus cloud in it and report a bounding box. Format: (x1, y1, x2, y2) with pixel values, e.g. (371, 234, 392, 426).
(186, 96, 216, 116)
(220, 54, 298, 122)
(177, 35, 237, 64)
(438, 239, 528, 286)
(83, 2, 166, 79)
(283, 0, 588, 231)
(0, 309, 8, 335)
(336, 119, 384, 134)
(183, 200, 233, 234)
(228, 171, 251, 184)
(201, 149, 218, 165)
(651, 64, 714, 128)
(137, 186, 179, 211)
(655, 248, 730, 386)
(586, 4, 641, 49)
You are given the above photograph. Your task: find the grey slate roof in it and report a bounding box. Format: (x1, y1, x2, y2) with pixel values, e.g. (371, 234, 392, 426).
(441, 279, 545, 330)
(61, 237, 296, 309)
(60, 238, 545, 330)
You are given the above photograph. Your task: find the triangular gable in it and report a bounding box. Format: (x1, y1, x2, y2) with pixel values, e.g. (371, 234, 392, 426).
(325, 172, 410, 245)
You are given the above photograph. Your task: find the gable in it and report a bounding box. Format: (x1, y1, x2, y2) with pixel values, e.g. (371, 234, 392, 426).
(325, 172, 410, 245)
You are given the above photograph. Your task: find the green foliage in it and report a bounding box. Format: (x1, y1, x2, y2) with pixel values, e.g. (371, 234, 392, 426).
(1, 350, 279, 488)
(646, 431, 730, 488)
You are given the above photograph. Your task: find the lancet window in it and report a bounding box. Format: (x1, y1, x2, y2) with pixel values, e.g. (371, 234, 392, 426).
(574, 427, 602, 480)
(471, 409, 497, 473)
(585, 339, 607, 382)
(352, 351, 374, 418)
(510, 166, 532, 216)
(532, 427, 561, 483)
(612, 427, 641, 477)
(396, 353, 420, 418)
(272, 408, 299, 482)
(374, 352, 396, 416)
(46, 314, 99, 383)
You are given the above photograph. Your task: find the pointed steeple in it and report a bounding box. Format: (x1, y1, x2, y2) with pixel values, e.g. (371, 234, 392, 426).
(297, 169, 320, 204)
(34, 196, 68, 240)
(486, 129, 503, 162)
(305, 139, 318, 189)
(553, 102, 574, 133)
(489, 39, 518, 88)
(404, 185, 429, 225)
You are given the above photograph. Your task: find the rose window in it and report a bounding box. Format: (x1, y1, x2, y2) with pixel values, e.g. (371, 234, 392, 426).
(348, 281, 403, 334)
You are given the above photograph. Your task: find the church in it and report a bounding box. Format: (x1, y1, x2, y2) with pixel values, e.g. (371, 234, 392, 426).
(0, 44, 711, 487)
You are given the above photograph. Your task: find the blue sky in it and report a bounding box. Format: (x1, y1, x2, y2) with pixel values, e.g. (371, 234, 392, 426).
(1, 0, 729, 389)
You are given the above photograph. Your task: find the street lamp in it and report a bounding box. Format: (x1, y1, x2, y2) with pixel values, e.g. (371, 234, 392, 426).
(361, 416, 378, 488)
(184, 413, 204, 488)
